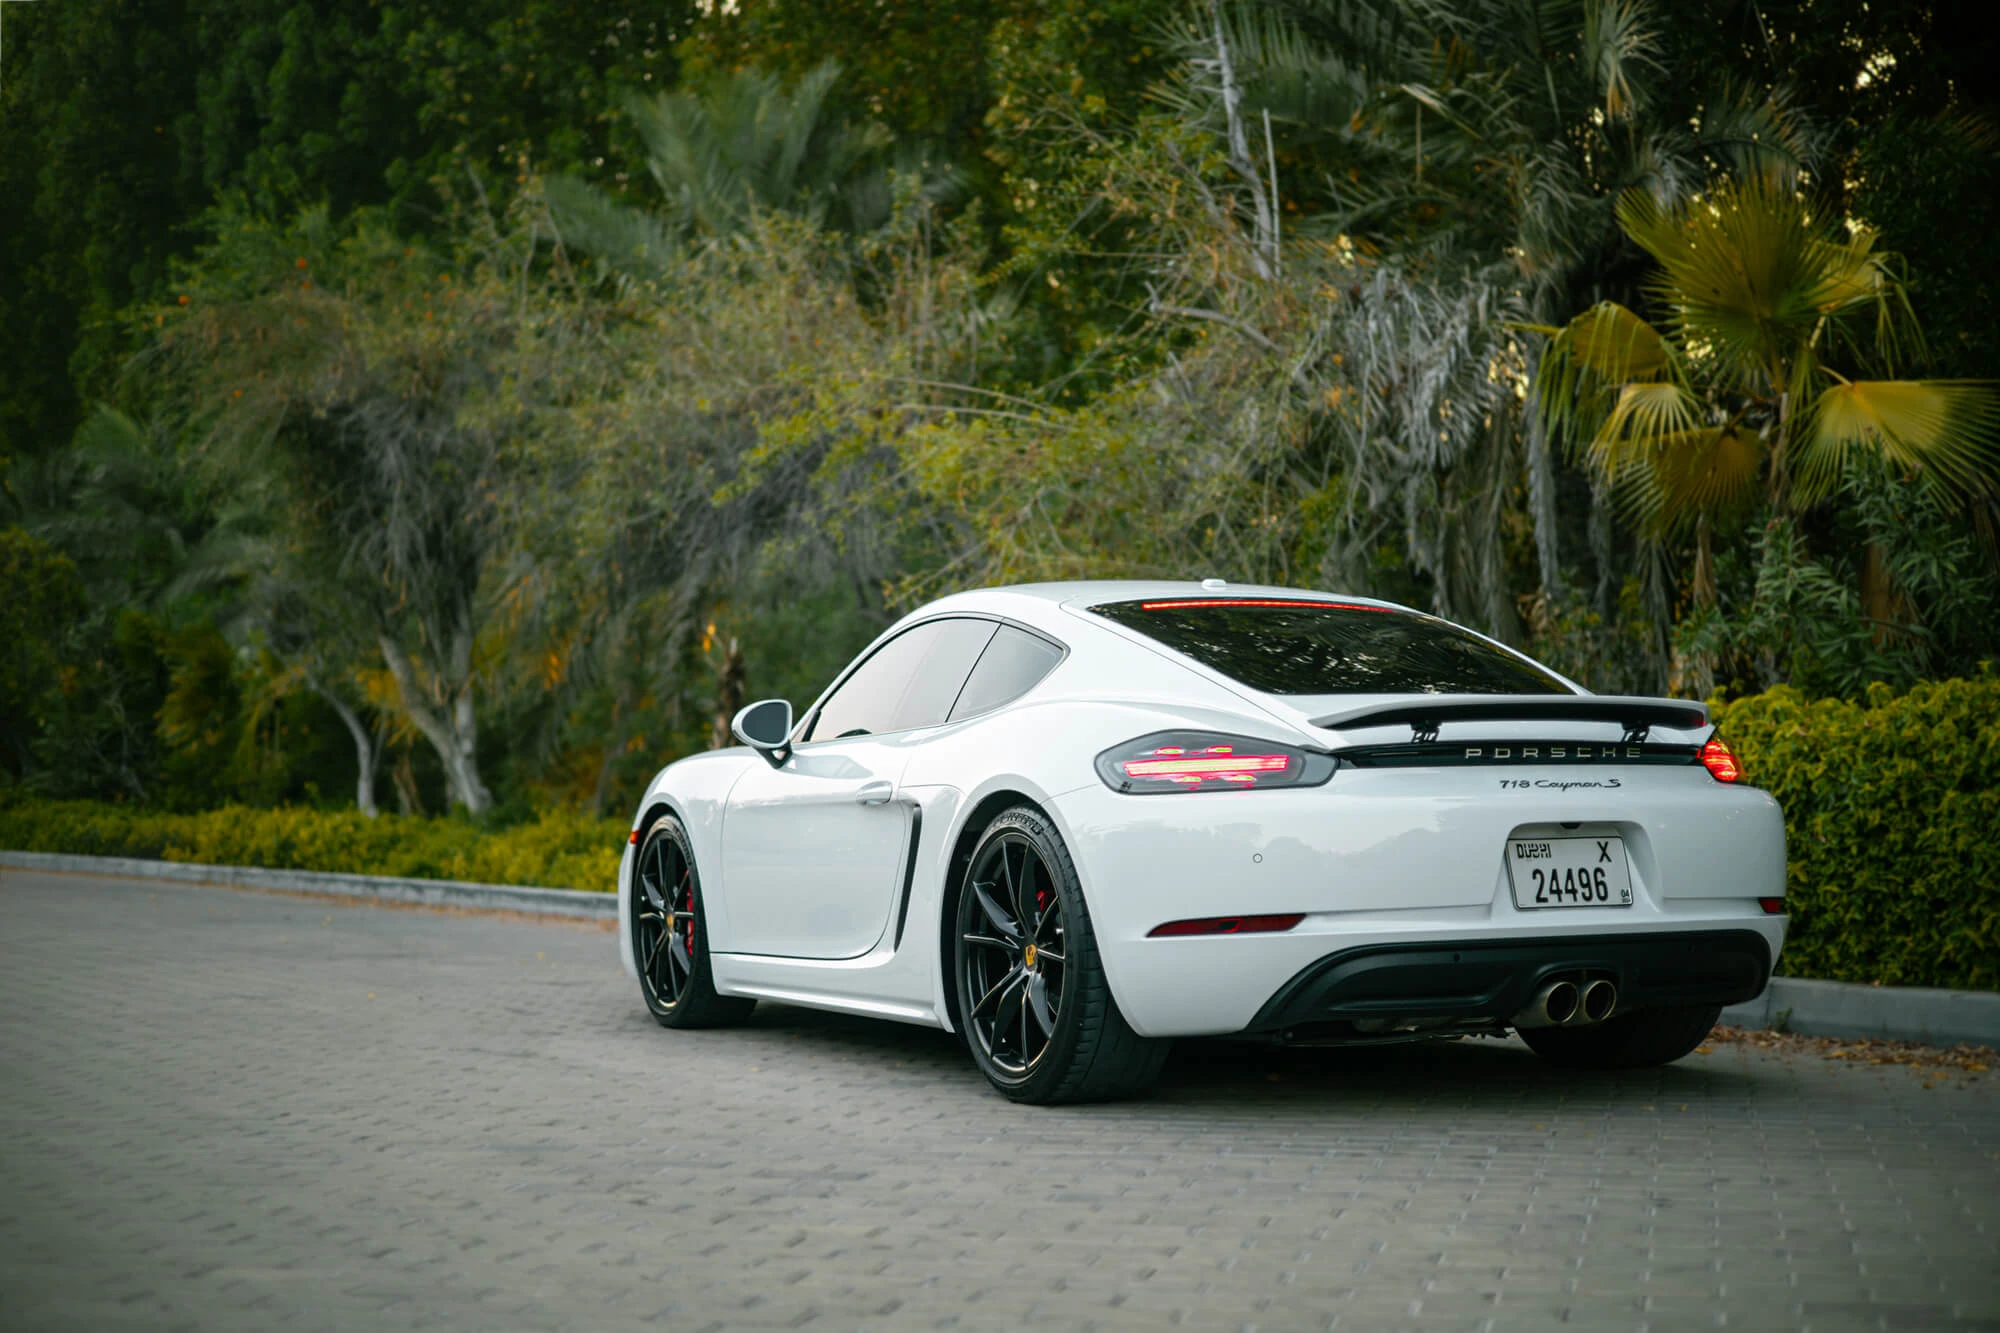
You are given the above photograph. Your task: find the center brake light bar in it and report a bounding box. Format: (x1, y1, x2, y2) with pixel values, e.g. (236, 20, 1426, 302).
(1138, 598, 1397, 612)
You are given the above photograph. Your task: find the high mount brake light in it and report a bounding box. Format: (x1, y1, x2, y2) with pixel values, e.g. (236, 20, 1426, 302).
(1095, 731, 1337, 794)
(1137, 598, 1395, 612)
(1700, 735, 1742, 783)
(1148, 914, 1305, 938)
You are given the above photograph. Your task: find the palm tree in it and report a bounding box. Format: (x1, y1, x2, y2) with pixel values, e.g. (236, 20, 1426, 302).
(1534, 172, 1999, 613)
(1150, 0, 1816, 674)
(547, 63, 953, 279)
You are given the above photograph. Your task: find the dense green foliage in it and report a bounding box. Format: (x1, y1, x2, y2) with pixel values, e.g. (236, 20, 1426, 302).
(1716, 677, 2000, 991)
(3, 0, 1996, 859)
(0, 798, 623, 892)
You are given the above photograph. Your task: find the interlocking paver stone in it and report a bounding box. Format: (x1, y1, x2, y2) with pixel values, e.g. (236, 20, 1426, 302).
(1, 867, 1996, 1332)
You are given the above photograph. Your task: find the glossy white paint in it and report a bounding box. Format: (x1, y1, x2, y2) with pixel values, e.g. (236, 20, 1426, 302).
(620, 580, 1788, 1037)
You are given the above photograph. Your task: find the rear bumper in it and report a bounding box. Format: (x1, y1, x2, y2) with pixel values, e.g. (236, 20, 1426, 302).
(1244, 928, 1773, 1038)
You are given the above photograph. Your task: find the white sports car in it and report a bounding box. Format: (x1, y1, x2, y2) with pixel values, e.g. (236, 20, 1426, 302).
(619, 581, 1786, 1103)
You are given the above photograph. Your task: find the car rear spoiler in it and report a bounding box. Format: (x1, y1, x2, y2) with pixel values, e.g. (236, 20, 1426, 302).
(1311, 694, 1709, 738)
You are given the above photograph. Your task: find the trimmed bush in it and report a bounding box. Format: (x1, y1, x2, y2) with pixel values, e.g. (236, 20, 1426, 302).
(1714, 676, 2000, 991)
(0, 800, 624, 893)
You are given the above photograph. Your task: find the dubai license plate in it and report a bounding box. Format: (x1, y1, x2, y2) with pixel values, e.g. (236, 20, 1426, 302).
(1508, 835, 1633, 909)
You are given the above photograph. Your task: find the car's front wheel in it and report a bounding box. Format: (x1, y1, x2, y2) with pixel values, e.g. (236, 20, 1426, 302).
(953, 805, 1170, 1103)
(631, 814, 755, 1029)
(1518, 1002, 1721, 1069)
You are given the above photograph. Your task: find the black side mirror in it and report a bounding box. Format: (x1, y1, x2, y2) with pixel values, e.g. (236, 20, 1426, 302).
(731, 698, 795, 767)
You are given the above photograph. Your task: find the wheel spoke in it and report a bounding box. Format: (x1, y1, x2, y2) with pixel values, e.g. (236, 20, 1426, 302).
(962, 932, 1014, 952)
(1015, 847, 1040, 936)
(655, 838, 675, 905)
(971, 966, 1024, 1020)
(669, 931, 692, 977)
(1026, 972, 1054, 1037)
(991, 972, 1028, 1048)
(971, 881, 1021, 940)
(1033, 945, 1065, 966)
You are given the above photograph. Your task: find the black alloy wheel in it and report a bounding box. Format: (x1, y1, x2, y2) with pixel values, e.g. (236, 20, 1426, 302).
(631, 814, 754, 1029)
(960, 827, 1069, 1077)
(952, 806, 1169, 1103)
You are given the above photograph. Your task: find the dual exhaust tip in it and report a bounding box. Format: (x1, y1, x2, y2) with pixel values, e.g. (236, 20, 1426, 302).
(1513, 976, 1617, 1029)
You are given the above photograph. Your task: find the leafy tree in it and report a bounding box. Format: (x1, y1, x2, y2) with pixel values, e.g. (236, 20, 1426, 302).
(0, 0, 689, 467)
(0, 528, 86, 781)
(154, 206, 576, 813)
(546, 62, 949, 274)
(1535, 175, 2000, 607)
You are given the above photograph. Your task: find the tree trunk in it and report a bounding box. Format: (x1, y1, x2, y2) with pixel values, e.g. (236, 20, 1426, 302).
(312, 681, 380, 817)
(378, 631, 492, 814)
(1210, 0, 1278, 281)
(391, 748, 425, 816)
(1523, 358, 1562, 602)
(709, 636, 747, 751)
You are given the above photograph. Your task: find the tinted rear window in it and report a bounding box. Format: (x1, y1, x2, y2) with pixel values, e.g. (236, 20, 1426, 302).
(1089, 598, 1569, 696)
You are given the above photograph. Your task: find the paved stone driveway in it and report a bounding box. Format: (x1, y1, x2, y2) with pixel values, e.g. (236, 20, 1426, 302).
(2, 868, 1995, 1332)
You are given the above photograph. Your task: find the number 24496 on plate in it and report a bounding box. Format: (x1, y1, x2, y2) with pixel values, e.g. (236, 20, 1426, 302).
(1508, 836, 1634, 909)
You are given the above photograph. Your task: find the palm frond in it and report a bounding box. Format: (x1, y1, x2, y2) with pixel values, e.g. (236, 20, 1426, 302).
(1579, 0, 1660, 122)
(543, 175, 680, 283)
(1620, 425, 1766, 535)
(1796, 379, 2000, 506)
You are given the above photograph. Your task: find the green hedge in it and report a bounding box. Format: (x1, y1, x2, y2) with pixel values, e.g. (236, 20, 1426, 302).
(1715, 676, 2000, 991)
(0, 800, 625, 893)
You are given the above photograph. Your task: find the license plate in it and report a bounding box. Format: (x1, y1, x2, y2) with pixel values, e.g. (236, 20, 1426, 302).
(1508, 836, 1633, 909)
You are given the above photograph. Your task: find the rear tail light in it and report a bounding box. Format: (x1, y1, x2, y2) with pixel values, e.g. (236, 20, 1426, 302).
(1700, 735, 1742, 783)
(1095, 731, 1337, 794)
(1148, 914, 1305, 937)
(1758, 897, 1785, 914)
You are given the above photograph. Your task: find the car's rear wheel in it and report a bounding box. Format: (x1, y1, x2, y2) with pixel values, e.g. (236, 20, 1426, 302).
(1517, 1002, 1721, 1069)
(632, 814, 755, 1029)
(953, 806, 1169, 1103)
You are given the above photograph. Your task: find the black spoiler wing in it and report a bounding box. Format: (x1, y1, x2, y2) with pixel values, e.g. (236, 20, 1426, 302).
(1310, 694, 1709, 736)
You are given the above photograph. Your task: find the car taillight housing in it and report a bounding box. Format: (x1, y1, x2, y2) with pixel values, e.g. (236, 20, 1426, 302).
(1095, 731, 1337, 794)
(1700, 735, 1742, 783)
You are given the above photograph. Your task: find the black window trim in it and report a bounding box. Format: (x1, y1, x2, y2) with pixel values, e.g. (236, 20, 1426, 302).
(795, 613, 1069, 747)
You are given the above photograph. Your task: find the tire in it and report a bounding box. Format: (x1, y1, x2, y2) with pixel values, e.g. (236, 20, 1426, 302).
(630, 813, 755, 1030)
(952, 805, 1170, 1104)
(1518, 1002, 1721, 1070)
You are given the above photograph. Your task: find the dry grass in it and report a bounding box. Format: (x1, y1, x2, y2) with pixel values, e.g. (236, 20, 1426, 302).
(1703, 1024, 1992, 1082)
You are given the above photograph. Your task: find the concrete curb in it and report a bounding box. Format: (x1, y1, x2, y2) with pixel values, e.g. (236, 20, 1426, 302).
(1721, 976, 2000, 1050)
(0, 850, 616, 920)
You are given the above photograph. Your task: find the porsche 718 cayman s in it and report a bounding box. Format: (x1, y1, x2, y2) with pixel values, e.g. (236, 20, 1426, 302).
(618, 581, 1785, 1102)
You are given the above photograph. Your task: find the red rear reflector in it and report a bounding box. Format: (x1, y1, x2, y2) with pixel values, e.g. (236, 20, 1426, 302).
(1138, 598, 1394, 612)
(628, 829, 641, 845)
(1758, 897, 1785, 914)
(1147, 914, 1305, 938)
(1700, 736, 1742, 783)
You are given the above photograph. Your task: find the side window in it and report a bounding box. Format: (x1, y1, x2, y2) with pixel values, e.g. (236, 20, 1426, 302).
(806, 618, 998, 741)
(948, 626, 1066, 721)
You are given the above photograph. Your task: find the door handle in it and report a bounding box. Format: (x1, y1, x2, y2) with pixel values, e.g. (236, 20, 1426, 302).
(855, 780, 895, 806)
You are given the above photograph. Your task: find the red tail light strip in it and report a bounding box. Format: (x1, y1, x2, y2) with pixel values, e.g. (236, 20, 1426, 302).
(1758, 897, 1785, 914)
(1138, 598, 1395, 612)
(1700, 736, 1742, 783)
(1122, 751, 1293, 783)
(1147, 913, 1305, 938)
